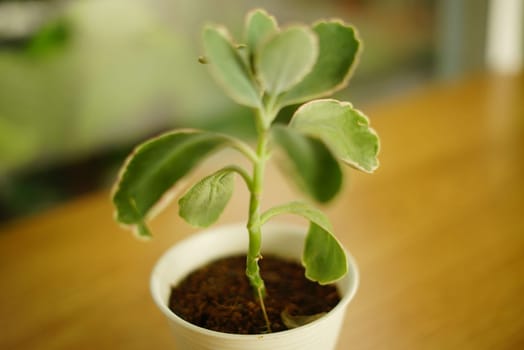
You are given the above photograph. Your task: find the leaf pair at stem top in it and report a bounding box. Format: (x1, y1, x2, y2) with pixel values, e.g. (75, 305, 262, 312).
(112, 9, 379, 294)
(205, 9, 363, 125)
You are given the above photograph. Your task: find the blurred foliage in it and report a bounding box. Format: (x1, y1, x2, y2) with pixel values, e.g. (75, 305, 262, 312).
(25, 17, 70, 57)
(0, 0, 435, 222)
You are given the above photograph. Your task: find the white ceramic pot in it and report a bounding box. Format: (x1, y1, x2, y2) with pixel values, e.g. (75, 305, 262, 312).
(150, 222, 359, 350)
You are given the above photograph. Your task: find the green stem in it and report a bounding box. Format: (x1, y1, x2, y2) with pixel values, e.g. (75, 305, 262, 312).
(226, 135, 258, 164)
(245, 105, 274, 332)
(222, 165, 253, 191)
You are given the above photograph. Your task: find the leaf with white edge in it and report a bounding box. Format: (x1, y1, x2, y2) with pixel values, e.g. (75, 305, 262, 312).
(272, 125, 342, 203)
(203, 26, 261, 108)
(112, 130, 253, 237)
(179, 168, 235, 227)
(245, 9, 278, 56)
(290, 99, 379, 173)
(256, 26, 318, 96)
(260, 201, 347, 284)
(281, 21, 361, 106)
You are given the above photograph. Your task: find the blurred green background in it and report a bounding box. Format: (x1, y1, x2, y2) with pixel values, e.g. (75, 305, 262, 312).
(0, 0, 521, 222)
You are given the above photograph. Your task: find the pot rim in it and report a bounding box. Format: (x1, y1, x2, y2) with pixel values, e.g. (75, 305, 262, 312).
(150, 221, 359, 339)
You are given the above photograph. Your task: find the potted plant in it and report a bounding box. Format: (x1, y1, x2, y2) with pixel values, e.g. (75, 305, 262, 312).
(112, 8, 379, 350)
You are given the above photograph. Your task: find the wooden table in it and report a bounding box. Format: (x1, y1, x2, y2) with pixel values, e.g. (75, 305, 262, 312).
(1, 73, 523, 349)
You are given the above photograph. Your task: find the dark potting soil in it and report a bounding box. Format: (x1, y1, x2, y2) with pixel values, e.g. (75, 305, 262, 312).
(169, 254, 341, 334)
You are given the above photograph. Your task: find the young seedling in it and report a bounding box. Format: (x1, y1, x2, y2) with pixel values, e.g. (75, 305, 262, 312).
(112, 9, 379, 332)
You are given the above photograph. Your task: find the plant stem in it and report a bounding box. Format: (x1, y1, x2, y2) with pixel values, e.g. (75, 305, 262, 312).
(246, 108, 272, 332)
(222, 165, 253, 191)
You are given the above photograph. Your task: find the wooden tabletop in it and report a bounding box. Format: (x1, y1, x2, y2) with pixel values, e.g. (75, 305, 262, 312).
(1, 73, 523, 349)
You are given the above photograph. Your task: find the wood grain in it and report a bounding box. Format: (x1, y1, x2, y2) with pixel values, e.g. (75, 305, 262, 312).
(1, 73, 523, 349)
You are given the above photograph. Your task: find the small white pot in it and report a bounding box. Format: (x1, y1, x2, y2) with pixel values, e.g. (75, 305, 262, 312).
(150, 222, 359, 350)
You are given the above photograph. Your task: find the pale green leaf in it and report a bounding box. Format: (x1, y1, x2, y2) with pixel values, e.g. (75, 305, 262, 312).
(272, 125, 342, 203)
(203, 26, 261, 108)
(260, 201, 347, 284)
(303, 222, 347, 284)
(281, 21, 361, 106)
(260, 201, 332, 236)
(290, 99, 379, 173)
(179, 168, 235, 227)
(256, 26, 318, 96)
(112, 130, 252, 237)
(245, 9, 278, 56)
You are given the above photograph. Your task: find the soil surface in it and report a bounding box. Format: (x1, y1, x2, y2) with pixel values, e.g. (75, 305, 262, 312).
(169, 254, 341, 334)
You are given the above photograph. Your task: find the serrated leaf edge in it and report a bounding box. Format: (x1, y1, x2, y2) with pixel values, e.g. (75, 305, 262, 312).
(244, 8, 280, 45)
(111, 129, 255, 237)
(291, 98, 380, 173)
(280, 20, 362, 106)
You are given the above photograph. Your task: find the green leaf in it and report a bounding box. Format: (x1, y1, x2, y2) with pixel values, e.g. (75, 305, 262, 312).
(260, 201, 332, 234)
(112, 130, 251, 237)
(256, 26, 318, 96)
(203, 26, 261, 108)
(290, 99, 379, 173)
(179, 168, 235, 227)
(260, 201, 347, 284)
(281, 21, 361, 106)
(26, 18, 71, 57)
(272, 125, 342, 203)
(245, 9, 278, 55)
(303, 222, 347, 284)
